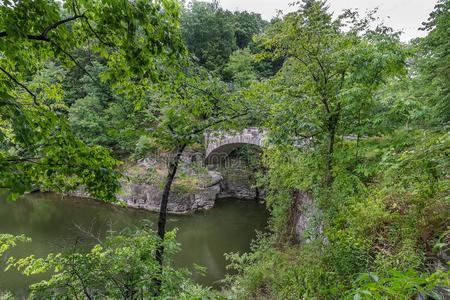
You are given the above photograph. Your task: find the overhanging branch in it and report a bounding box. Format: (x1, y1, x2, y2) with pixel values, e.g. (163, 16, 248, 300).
(42, 14, 85, 37)
(0, 14, 86, 41)
(0, 66, 39, 105)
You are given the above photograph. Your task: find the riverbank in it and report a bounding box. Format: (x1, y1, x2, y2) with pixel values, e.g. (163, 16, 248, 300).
(69, 153, 262, 214)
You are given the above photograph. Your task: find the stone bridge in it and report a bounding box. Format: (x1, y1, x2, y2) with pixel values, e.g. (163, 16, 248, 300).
(204, 128, 356, 165)
(204, 127, 267, 164)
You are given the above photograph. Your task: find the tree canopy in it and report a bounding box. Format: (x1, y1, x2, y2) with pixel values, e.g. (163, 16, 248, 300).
(181, 0, 267, 74)
(0, 0, 185, 200)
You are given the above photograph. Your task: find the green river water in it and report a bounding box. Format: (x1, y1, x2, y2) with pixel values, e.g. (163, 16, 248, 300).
(0, 192, 268, 298)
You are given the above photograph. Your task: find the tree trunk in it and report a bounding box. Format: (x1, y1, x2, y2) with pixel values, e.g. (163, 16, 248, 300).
(153, 143, 186, 295)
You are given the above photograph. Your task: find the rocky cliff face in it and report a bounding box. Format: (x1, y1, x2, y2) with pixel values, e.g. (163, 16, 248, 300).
(116, 153, 264, 213)
(290, 190, 324, 244)
(70, 170, 223, 214)
(119, 170, 223, 214)
(218, 168, 260, 199)
(70, 152, 264, 214)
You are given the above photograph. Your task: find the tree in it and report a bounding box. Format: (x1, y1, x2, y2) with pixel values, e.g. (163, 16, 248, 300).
(259, 0, 405, 186)
(67, 61, 152, 156)
(181, 1, 267, 75)
(223, 48, 257, 87)
(233, 10, 268, 49)
(0, 0, 185, 199)
(414, 0, 450, 126)
(145, 64, 250, 294)
(181, 1, 236, 72)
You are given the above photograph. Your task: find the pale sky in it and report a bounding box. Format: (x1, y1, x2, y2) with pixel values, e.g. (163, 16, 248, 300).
(203, 0, 438, 42)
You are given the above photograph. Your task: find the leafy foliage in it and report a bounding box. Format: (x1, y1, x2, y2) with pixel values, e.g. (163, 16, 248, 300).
(414, 0, 450, 125)
(3, 225, 218, 299)
(181, 1, 266, 74)
(148, 64, 250, 151)
(224, 1, 450, 299)
(349, 268, 450, 300)
(223, 48, 258, 87)
(258, 0, 405, 185)
(0, 234, 31, 257)
(0, 0, 185, 199)
(67, 61, 152, 155)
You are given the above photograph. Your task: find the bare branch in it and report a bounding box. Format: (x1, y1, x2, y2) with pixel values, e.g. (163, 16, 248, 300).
(73, 223, 103, 246)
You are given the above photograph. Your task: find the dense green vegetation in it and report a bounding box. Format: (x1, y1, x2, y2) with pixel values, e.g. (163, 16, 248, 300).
(0, 0, 185, 200)
(224, 1, 450, 299)
(0, 0, 449, 299)
(1, 225, 217, 299)
(181, 0, 267, 76)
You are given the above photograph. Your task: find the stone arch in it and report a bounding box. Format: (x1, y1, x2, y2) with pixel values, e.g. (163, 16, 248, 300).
(204, 128, 266, 164)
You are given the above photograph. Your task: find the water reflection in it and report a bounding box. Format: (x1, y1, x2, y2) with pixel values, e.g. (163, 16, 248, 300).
(0, 192, 268, 296)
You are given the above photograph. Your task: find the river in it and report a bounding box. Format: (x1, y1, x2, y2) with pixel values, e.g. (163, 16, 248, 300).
(0, 192, 268, 297)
